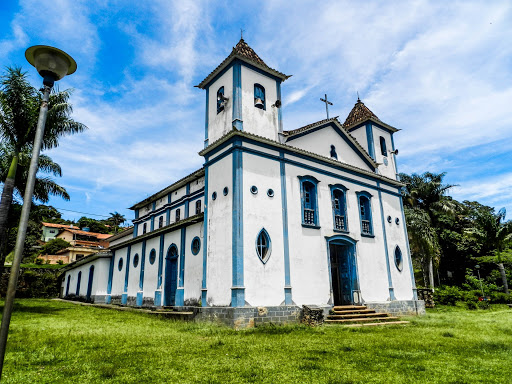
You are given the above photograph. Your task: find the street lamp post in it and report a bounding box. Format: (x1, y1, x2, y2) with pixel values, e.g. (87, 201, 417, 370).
(0, 45, 76, 378)
(475, 265, 484, 298)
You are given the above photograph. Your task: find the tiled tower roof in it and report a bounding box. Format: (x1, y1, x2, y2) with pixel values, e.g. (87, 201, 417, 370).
(342, 98, 381, 128)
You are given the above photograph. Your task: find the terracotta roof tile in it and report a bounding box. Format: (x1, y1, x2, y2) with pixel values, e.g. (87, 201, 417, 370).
(283, 117, 339, 137)
(196, 38, 290, 89)
(342, 98, 381, 128)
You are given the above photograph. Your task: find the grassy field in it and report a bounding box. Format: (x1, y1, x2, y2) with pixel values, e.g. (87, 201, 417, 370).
(0, 299, 511, 383)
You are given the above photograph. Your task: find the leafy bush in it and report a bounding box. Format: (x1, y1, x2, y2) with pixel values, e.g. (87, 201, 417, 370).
(40, 238, 70, 255)
(433, 285, 464, 305)
(0, 267, 61, 298)
(34, 258, 44, 265)
(489, 292, 512, 304)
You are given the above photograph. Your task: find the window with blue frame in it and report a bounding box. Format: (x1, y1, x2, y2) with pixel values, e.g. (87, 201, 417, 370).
(159, 216, 163, 228)
(254, 84, 265, 110)
(299, 176, 320, 227)
(357, 192, 373, 236)
(330, 185, 348, 232)
(195, 200, 201, 215)
(217, 86, 225, 113)
(380, 136, 387, 156)
(175, 208, 180, 222)
(142, 223, 147, 234)
(256, 228, 271, 263)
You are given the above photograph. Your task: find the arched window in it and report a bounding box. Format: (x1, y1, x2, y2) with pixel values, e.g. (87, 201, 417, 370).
(256, 228, 271, 264)
(167, 244, 178, 259)
(149, 249, 157, 265)
(175, 208, 180, 222)
(395, 246, 403, 271)
(217, 86, 225, 113)
(330, 185, 348, 232)
(380, 136, 387, 156)
(254, 84, 265, 110)
(76, 271, 82, 296)
(195, 200, 201, 215)
(159, 216, 163, 229)
(118, 257, 123, 271)
(191, 237, 201, 255)
(299, 176, 320, 227)
(357, 192, 373, 236)
(142, 223, 147, 234)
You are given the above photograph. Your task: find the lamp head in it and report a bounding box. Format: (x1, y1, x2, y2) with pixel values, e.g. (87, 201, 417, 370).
(25, 45, 77, 87)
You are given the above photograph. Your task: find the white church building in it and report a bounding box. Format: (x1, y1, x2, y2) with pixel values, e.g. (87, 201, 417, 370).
(61, 39, 423, 326)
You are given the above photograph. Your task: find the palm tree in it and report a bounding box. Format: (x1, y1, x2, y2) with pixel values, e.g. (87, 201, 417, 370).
(466, 210, 512, 294)
(108, 212, 126, 233)
(400, 172, 456, 288)
(0, 67, 86, 264)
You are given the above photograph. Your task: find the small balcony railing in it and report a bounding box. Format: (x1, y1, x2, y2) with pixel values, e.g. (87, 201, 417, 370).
(304, 209, 315, 225)
(334, 215, 346, 231)
(362, 220, 372, 235)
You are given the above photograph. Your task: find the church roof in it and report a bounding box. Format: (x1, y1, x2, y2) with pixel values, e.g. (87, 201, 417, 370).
(342, 98, 399, 132)
(196, 38, 291, 89)
(283, 117, 378, 169)
(200, 129, 403, 187)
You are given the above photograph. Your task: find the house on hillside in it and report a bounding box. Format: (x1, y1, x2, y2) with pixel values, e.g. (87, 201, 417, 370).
(60, 38, 423, 327)
(41, 222, 75, 242)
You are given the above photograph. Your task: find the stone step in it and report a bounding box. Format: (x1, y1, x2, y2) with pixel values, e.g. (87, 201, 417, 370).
(325, 316, 400, 324)
(332, 305, 367, 311)
(343, 321, 410, 327)
(330, 309, 376, 315)
(327, 312, 388, 320)
(146, 310, 195, 320)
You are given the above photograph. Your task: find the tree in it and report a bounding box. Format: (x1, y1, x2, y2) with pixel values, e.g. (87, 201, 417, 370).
(0, 67, 86, 265)
(466, 210, 512, 294)
(76, 217, 109, 234)
(400, 172, 456, 288)
(108, 212, 126, 233)
(40, 238, 70, 255)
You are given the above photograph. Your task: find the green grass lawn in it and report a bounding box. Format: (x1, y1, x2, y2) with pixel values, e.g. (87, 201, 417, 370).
(1, 299, 511, 383)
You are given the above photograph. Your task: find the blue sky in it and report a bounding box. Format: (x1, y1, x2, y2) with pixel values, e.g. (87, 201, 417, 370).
(1, 1, 511, 223)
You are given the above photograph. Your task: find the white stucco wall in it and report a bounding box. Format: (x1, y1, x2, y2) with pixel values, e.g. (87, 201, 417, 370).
(286, 125, 373, 172)
(111, 246, 129, 297)
(208, 67, 233, 144)
(371, 125, 397, 180)
(61, 257, 110, 300)
(242, 153, 285, 306)
(241, 65, 279, 141)
(183, 222, 203, 304)
(205, 154, 233, 306)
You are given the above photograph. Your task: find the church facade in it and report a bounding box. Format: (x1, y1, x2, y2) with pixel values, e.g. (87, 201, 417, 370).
(61, 39, 424, 326)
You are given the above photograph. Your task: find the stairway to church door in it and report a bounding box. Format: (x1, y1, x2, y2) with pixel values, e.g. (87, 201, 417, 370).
(330, 244, 357, 306)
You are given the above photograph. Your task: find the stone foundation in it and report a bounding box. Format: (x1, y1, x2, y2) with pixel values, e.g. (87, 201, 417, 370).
(365, 300, 425, 315)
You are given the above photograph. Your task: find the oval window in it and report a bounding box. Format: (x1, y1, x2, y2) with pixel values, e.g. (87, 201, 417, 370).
(256, 228, 271, 264)
(223, 187, 229, 196)
(133, 253, 139, 268)
(212, 192, 217, 200)
(118, 257, 123, 271)
(395, 246, 403, 272)
(267, 189, 274, 197)
(149, 249, 156, 265)
(250, 186, 258, 194)
(191, 237, 201, 255)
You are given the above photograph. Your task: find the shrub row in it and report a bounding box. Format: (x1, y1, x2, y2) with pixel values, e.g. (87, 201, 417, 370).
(0, 267, 62, 298)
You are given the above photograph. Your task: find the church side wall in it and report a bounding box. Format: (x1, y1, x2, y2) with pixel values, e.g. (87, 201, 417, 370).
(205, 154, 233, 306)
(127, 242, 142, 297)
(242, 152, 285, 306)
(111, 246, 128, 298)
(208, 68, 233, 144)
(141, 236, 160, 300)
(241, 66, 279, 141)
(349, 127, 367, 154)
(61, 258, 110, 302)
(183, 222, 203, 305)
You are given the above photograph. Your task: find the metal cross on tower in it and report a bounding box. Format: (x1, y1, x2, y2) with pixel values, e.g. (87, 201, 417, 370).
(320, 94, 333, 119)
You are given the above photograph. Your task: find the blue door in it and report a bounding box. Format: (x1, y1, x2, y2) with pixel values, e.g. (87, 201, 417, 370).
(164, 245, 179, 306)
(86, 265, 94, 302)
(330, 244, 358, 305)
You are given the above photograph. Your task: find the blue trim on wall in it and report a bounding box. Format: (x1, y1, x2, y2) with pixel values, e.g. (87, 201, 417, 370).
(136, 240, 146, 307)
(356, 191, 374, 236)
(377, 183, 395, 300)
(203, 136, 400, 193)
(232, 61, 243, 131)
(390, 134, 399, 178)
(298, 175, 320, 228)
(76, 271, 82, 296)
(154, 234, 165, 307)
(185, 183, 190, 218)
(279, 153, 292, 304)
(106, 250, 115, 304)
(366, 123, 375, 160)
(150, 216, 155, 232)
(201, 166, 209, 306)
(133, 223, 138, 239)
(135, 209, 139, 220)
(399, 194, 418, 299)
(205, 87, 209, 148)
(231, 141, 245, 307)
(152, 201, 156, 211)
(175, 228, 186, 306)
(276, 80, 283, 137)
(122, 245, 131, 305)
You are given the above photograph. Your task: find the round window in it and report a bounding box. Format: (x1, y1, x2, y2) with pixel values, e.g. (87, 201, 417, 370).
(149, 249, 156, 265)
(133, 253, 139, 268)
(191, 237, 201, 255)
(250, 185, 258, 194)
(212, 192, 217, 200)
(267, 189, 274, 197)
(118, 257, 123, 271)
